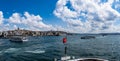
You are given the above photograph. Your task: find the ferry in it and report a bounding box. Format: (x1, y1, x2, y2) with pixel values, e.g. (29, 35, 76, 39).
(9, 36, 28, 43)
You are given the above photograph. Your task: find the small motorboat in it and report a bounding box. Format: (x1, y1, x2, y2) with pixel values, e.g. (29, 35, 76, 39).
(81, 36, 95, 39)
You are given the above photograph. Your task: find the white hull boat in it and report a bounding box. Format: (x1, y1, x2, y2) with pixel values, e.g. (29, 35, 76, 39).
(9, 36, 28, 43)
(55, 56, 108, 61)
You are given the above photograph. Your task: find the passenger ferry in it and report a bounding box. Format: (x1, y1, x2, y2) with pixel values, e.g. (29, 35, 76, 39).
(9, 36, 28, 43)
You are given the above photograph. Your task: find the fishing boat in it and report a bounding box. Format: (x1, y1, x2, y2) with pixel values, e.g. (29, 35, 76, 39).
(54, 37, 109, 61)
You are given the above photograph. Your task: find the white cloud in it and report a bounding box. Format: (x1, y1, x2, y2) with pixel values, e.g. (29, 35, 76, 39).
(0, 12, 54, 30)
(9, 13, 21, 23)
(0, 11, 67, 32)
(0, 11, 3, 25)
(13, 25, 17, 29)
(115, 4, 120, 9)
(23, 12, 51, 29)
(54, 0, 120, 33)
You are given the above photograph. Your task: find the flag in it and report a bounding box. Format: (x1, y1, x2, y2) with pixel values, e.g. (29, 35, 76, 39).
(63, 37, 67, 43)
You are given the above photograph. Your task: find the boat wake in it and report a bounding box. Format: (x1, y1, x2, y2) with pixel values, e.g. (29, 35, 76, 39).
(0, 48, 45, 55)
(4, 48, 20, 53)
(0, 48, 21, 54)
(25, 49, 45, 54)
(22, 37, 28, 42)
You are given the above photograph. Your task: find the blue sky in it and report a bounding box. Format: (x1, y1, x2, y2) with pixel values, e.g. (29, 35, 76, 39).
(0, 0, 62, 25)
(0, 0, 120, 33)
(0, 0, 56, 17)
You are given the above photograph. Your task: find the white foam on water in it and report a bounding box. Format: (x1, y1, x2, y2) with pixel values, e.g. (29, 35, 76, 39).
(23, 39, 28, 42)
(4, 48, 20, 53)
(0, 51, 2, 53)
(25, 49, 45, 54)
(22, 37, 28, 42)
(0, 50, 3, 55)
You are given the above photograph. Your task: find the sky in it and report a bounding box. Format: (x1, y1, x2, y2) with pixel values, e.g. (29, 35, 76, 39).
(0, 0, 120, 33)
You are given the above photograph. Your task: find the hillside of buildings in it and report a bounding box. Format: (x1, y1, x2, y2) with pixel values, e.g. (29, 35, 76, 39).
(0, 28, 67, 37)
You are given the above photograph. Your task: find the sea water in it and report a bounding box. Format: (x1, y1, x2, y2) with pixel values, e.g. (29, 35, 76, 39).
(0, 35, 120, 61)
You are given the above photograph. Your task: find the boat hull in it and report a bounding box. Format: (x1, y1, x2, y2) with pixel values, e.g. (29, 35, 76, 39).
(9, 37, 23, 43)
(56, 56, 108, 61)
(68, 58, 108, 61)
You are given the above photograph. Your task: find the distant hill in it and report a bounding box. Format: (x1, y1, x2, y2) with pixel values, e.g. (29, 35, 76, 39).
(99, 33, 120, 35)
(0, 28, 67, 37)
(67, 33, 120, 35)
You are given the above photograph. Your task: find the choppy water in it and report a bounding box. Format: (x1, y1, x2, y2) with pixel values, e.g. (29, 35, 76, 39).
(0, 35, 120, 61)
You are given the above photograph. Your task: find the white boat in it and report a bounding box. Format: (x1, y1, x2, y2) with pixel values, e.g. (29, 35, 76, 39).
(55, 56, 108, 61)
(9, 36, 28, 43)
